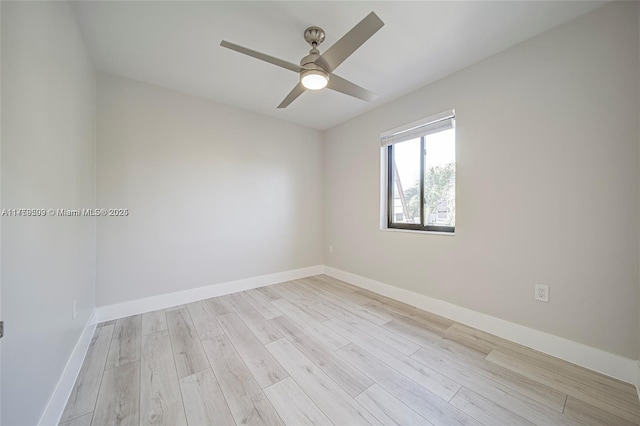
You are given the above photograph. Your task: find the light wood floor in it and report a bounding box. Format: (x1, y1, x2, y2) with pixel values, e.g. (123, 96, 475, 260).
(60, 275, 640, 426)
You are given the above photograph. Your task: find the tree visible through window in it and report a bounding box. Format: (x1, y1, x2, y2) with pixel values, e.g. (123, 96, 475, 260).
(382, 111, 455, 233)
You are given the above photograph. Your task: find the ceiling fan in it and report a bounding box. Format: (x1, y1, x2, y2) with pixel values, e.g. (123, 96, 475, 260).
(220, 12, 384, 109)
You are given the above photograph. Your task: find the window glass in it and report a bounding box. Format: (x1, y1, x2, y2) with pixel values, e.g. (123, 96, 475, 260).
(424, 128, 455, 227)
(391, 138, 421, 224)
(382, 112, 455, 233)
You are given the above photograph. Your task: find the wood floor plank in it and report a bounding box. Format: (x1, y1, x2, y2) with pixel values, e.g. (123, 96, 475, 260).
(446, 324, 620, 405)
(202, 335, 284, 425)
(165, 305, 185, 312)
(367, 300, 451, 334)
(384, 318, 567, 412)
(486, 350, 640, 423)
(302, 299, 347, 320)
(141, 325, 171, 358)
(294, 300, 334, 322)
(315, 292, 392, 325)
(453, 322, 640, 403)
(270, 283, 307, 302)
(279, 280, 325, 300)
(480, 361, 571, 413)
(336, 344, 481, 426)
(166, 307, 210, 379)
(271, 315, 373, 398)
(226, 293, 283, 344)
(141, 310, 168, 336)
(411, 348, 582, 426)
(447, 323, 547, 355)
(205, 296, 235, 316)
(355, 384, 430, 426)
(354, 286, 399, 302)
(185, 300, 223, 339)
(280, 281, 317, 301)
(60, 325, 114, 423)
(280, 281, 351, 321)
(264, 377, 333, 426)
(450, 387, 534, 426)
(179, 369, 235, 426)
(266, 338, 382, 426)
(140, 331, 187, 426)
(361, 295, 456, 331)
(312, 275, 362, 293)
(303, 276, 361, 296)
(526, 354, 638, 403)
(97, 320, 116, 328)
(217, 312, 288, 388)
(325, 318, 461, 401)
(255, 285, 283, 301)
(564, 396, 638, 426)
(272, 298, 349, 350)
(241, 289, 283, 320)
(451, 323, 636, 398)
(302, 277, 374, 305)
(59, 412, 93, 426)
(320, 298, 391, 326)
(281, 295, 334, 322)
(105, 315, 142, 370)
(92, 361, 140, 426)
(331, 310, 420, 356)
(384, 318, 486, 362)
(443, 323, 517, 355)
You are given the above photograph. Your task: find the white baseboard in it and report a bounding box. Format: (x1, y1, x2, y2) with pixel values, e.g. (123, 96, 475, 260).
(96, 265, 324, 322)
(324, 266, 638, 385)
(39, 309, 97, 426)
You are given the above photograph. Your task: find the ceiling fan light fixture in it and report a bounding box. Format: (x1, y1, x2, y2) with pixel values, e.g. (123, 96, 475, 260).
(301, 69, 329, 90)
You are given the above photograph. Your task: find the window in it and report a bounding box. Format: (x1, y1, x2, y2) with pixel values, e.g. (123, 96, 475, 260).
(381, 110, 455, 233)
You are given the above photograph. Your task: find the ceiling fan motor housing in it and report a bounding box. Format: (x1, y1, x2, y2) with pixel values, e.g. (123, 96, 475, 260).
(300, 42, 329, 90)
(300, 53, 324, 70)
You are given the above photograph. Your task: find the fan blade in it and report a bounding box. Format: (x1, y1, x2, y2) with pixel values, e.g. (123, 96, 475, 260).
(220, 40, 303, 73)
(327, 74, 378, 102)
(277, 82, 306, 108)
(315, 12, 384, 73)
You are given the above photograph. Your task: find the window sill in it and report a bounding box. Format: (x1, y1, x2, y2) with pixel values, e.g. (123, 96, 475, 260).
(380, 227, 455, 236)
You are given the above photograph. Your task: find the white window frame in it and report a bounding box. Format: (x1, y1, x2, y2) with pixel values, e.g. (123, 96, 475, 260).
(379, 109, 456, 234)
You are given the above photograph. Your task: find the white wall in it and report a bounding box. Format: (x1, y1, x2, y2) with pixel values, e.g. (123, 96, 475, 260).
(96, 74, 323, 306)
(1, 2, 96, 425)
(324, 2, 639, 359)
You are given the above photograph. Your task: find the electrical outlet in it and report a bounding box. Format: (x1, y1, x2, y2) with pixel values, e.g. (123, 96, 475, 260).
(534, 284, 549, 303)
(329, 245, 334, 254)
(73, 299, 77, 320)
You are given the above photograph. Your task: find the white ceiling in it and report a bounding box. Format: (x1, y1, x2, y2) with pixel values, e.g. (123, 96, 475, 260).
(73, 1, 605, 130)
